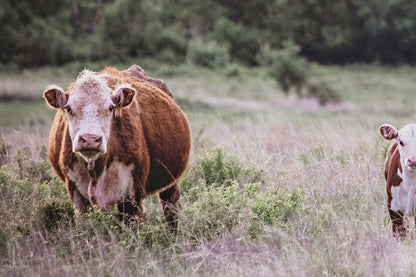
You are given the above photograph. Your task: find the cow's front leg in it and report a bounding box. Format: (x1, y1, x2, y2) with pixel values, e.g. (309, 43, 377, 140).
(117, 195, 143, 224)
(67, 180, 90, 214)
(389, 209, 406, 239)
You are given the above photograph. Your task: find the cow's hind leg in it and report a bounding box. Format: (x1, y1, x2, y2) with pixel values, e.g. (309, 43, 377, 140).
(389, 209, 406, 239)
(158, 183, 180, 230)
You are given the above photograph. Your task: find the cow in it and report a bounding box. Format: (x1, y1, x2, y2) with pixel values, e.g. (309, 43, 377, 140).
(380, 123, 416, 238)
(43, 65, 191, 228)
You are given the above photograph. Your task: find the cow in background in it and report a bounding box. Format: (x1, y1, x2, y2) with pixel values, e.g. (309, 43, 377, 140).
(380, 123, 416, 238)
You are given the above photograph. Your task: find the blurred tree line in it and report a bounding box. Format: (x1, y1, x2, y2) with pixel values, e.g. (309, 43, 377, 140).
(1, 0, 416, 69)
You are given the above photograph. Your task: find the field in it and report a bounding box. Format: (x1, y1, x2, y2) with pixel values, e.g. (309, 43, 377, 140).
(1, 63, 416, 276)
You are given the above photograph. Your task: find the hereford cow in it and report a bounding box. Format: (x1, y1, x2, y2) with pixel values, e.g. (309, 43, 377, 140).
(380, 123, 416, 238)
(43, 65, 191, 228)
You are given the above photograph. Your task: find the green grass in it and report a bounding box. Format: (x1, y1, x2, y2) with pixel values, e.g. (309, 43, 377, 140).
(0, 101, 55, 127)
(2, 63, 416, 276)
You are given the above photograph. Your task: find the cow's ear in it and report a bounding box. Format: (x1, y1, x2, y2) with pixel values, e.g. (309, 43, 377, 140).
(43, 85, 68, 109)
(379, 124, 398, 140)
(112, 86, 136, 108)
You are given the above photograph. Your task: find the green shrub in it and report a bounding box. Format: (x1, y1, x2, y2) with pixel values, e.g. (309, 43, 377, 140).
(181, 181, 308, 241)
(179, 148, 263, 193)
(38, 198, 74, 231)
(37, 178, 68, 200)
(182, 182, 242, 240)
(269, 40, 308, 96)
(138, 199, 174, 249)
(251, 187, 307, 225)
(186, 38, 230, 69)
(307, 82, 341, 105)
(179, 148, 307, 241)
(212, 18, 259, 65)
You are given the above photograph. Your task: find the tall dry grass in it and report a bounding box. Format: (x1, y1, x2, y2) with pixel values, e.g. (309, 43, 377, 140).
(2, 64, 416, 276)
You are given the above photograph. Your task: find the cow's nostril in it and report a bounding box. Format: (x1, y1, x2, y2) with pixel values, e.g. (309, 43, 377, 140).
(78, 134, 102, 150)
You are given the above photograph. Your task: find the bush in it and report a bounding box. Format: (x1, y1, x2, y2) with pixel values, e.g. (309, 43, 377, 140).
(179, 148, 263, 193)
(38, 198, 74, 231)
(186, 38, 230, 69)
(181, 181, 308, 240)
(180, 148, 308, 240)
(307, 82, 341, 105)
(212, 18, 259, 65)
(268, 40, 308, 96)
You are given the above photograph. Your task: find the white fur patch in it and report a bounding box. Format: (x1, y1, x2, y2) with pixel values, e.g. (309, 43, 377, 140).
(392, 167, 416, 216)
(67, 161, 135, 210)
(65, 70, 115, 162)
(91, 162, 135, 210)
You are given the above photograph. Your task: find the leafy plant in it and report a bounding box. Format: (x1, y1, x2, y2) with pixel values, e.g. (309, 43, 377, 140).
(180, 147, 263, 192)
(307, 81, 341, 105)
(186, 38, 230, 69)
(37, 198, 74, 231)
(269, 40, 308, 96)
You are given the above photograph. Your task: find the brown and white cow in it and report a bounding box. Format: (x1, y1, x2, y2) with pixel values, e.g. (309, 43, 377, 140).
(43, 65, 191, 228)
(380, 123, 416, 238)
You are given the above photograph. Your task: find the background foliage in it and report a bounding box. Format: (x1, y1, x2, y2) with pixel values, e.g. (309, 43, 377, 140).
(2, 0, 416, 69)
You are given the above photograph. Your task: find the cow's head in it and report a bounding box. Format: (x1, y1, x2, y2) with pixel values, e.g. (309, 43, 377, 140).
(44, 70, 135, 163)
(380, 123, 416, 171)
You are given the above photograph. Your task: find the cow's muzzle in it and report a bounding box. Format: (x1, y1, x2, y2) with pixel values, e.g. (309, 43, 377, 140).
(406, 156, 416, 170)
(74, 134, 104, 158)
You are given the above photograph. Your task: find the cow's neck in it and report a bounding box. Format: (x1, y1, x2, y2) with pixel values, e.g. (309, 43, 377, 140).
(84, 155, 106, 181)
(81, 154, 108, 206)
(399, 166, 416, 189)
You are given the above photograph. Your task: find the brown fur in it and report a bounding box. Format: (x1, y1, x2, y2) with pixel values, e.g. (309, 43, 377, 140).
(120, 65, 173, 98)
(384, 142, 407, 238)
(45, 65, 191, 228)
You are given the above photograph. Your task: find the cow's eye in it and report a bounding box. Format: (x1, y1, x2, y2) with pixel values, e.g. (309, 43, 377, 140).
(399, 140, 404, 146)
(109, 104, 115, 112)
(64, 105, 71, 113)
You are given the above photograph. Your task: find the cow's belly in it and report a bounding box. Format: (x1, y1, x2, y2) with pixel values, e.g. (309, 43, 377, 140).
(391, 183, 416, 216)
(67, 161, 135, 210)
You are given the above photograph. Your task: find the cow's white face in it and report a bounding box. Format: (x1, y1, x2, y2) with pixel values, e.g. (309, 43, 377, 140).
(44, 70, 135, 164)
(380, 123, 416, 171)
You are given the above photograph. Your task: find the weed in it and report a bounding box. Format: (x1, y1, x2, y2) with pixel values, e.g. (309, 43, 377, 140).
(0, 138, 11, 166)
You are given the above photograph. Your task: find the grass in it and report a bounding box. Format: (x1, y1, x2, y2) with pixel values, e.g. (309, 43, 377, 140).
(1, 62, 416, 276)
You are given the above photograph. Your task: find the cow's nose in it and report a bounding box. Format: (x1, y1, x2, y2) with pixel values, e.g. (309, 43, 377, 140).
(79, 134, 102, 149)
(407, 157, 416, 167)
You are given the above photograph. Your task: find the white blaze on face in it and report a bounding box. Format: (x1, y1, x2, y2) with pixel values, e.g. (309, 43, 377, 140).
(65, 70, 115, 161)
(395, 124, 416, 171)
(44, 69, 136, 167)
